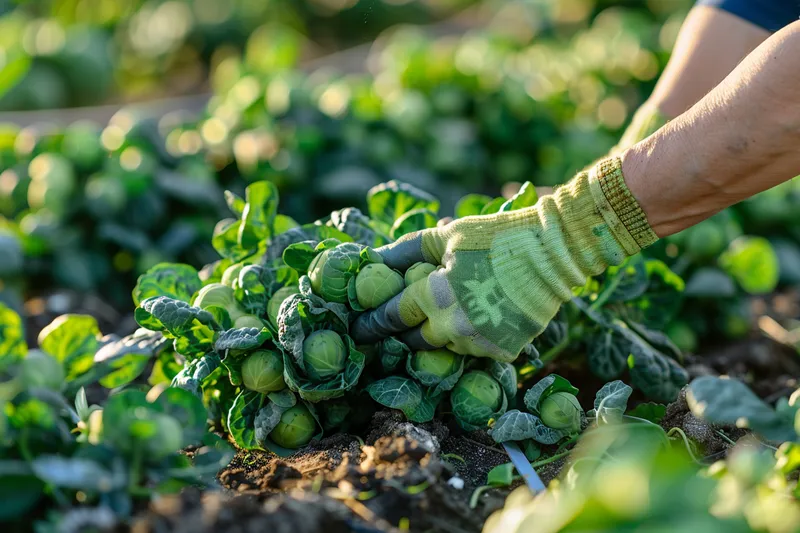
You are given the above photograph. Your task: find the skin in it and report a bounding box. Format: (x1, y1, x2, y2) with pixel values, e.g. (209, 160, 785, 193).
(624, 19, 800, 236)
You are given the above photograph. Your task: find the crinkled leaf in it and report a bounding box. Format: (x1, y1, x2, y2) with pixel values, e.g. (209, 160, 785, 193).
(488, 361, 517, 401)
(232, 265, 271, 315)
(688, 376, 797, 442)
(283, 241, 321, 274)
(524, 374, 578, 414)
(601, 255, 649, 303)
(627, 260, 685, 329)
(586, 328, 629, 381)
(593, 381, 633, 425)
(135, 297, 219, 358)
(380, 337, 410, 373)
(327, 207, 391, 247)
(276, 283, 349, 363)
(172, 353, 221, 397)
(367, 376, 424, 420)
(214, 328, 270, 352)
(132, 263, 201, 307)
(489, 410, 567, 445)
(405, 353, 464, 397)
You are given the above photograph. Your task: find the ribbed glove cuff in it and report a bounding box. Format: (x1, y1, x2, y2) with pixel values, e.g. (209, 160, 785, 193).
(590, 157, 658, 253)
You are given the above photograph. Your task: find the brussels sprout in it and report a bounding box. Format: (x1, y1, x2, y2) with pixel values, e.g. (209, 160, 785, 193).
(234, 315, 265, 329)
(241, 350, 286, 393)
(87, 409, 103, 445)
(539, 392, 582, 433)
(450, 371, 503, 428)
(355, 263, 404, 309)
(20, 351, 64, 390)
(268, 285, 300, 328)
(193, 283, 247, 322)
(405, 262, 437, 286)
(269, 404, 316, 449)
(308, 244, 363, 303)
(302, 330, 347, 382)
(411, 349, 462, 379)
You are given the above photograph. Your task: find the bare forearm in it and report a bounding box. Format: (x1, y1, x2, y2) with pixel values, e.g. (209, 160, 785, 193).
(623, 21, 800, 237)
(647, 6, 769, 119)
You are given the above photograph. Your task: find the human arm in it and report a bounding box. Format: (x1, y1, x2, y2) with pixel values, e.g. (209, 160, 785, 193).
(612, 4, 771, 154)
(351, 20, 800, 360)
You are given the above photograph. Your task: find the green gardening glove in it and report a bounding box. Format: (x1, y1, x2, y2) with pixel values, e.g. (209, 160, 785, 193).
(351, 157, 658, 362)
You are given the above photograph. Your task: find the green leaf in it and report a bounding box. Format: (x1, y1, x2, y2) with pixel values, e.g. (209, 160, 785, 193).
(687, 376, 798, 443)
(455, 194, 492, 218)
(151, 387, 210, 446)
(214, 328, 270, 352)
(480, 197, 506, 215)
(626, 403, 666, 424)
(488, 360, 517, 401)
(524, 374, 578, 414)
(486, 463, 516, 486)
(0, 462, 43, 521)
(367, 180, 440, 227)
(283, 241, 322, 273)
(489, 410, 567, 445)
(0, 53, 31, 99)
(601, 255, 649, 303)
(132, 263, 201, 307)
(93, 330, 168, 389)
(498, 182, 538, 212)
(720, 237, 779, 295)
(135, 297, 219, 358)
(0, 303, 26, 372)
(390, 208, 439, 239)
(593, 381, 633, 425)
(227, 389, 265, 450)
(683, 267, 737, 298)
(586, 328, 629, 381)
(367, 376, 425, 420)
(30, 456, 122, 492)
(172, 353, 221, 397)
(38, 315, 100, 381)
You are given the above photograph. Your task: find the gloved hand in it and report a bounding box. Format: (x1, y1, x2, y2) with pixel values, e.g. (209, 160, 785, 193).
(351, 157, 658, 362)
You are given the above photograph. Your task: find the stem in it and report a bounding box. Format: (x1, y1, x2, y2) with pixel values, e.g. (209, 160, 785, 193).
(469, 485, 493, 509)
(667, 427, 702, 464)
(589, 275, 623, 311)
(530, 449, 571, 469)
(715, 429, 737, 447)
(128, 446, 143, 494)
(555, 436, 579, 453)
(539, 334, 573, 365)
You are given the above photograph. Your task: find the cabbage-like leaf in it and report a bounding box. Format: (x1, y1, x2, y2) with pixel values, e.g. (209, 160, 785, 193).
(598, 255, 649, 303)
(379, 337, 410, 373)
(132, 263, 201, 307)
(405, 352, 464, 397)
(150, 386, 210, 446)
(452, 384, 509, 432)
(327, 207, 391, 247)
(172, 353, 221, 397)
(592, 381, 633, 425)
(283, 240, 325, 274)
(92, 329, 168, 389)
(684, 267, 737, 298)
(488, 361, 517, 401)
(135, 297, 220, 358)
(489, 410, 567, 445)
(38, 314, 100, 381)
(390, 208, 438, 240)
(586, 328, 628, 381)
(688, 376, 798, 443)
(367, 376, 438, 423)
(367, 180, 440, 227)
(626, 402, 667, 424)
(227, 389, 265, 450)
(524, 374, 578, 414)
(214, 327, 270, 352)
(31, 456, 123, 492)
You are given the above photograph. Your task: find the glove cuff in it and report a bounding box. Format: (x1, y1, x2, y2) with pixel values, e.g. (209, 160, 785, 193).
(589, 156, 658, 254)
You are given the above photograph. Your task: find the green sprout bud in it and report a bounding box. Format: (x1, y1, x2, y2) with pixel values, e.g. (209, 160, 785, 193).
(269, 404, 316, 449)
(355, 263, 404, 309)
(411, 349, 462, 380)
(268, 285, 301, 328)
(302, 330, 347, 382)
(450, 371, 503, 427)
(308, 244, 363, 303)
(539, 392, 582, 433)
(405, 262, 437, 286)
(194, 283, 247, 322)
(242, 350, 286, 393)
(20, 351, 64, 390)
